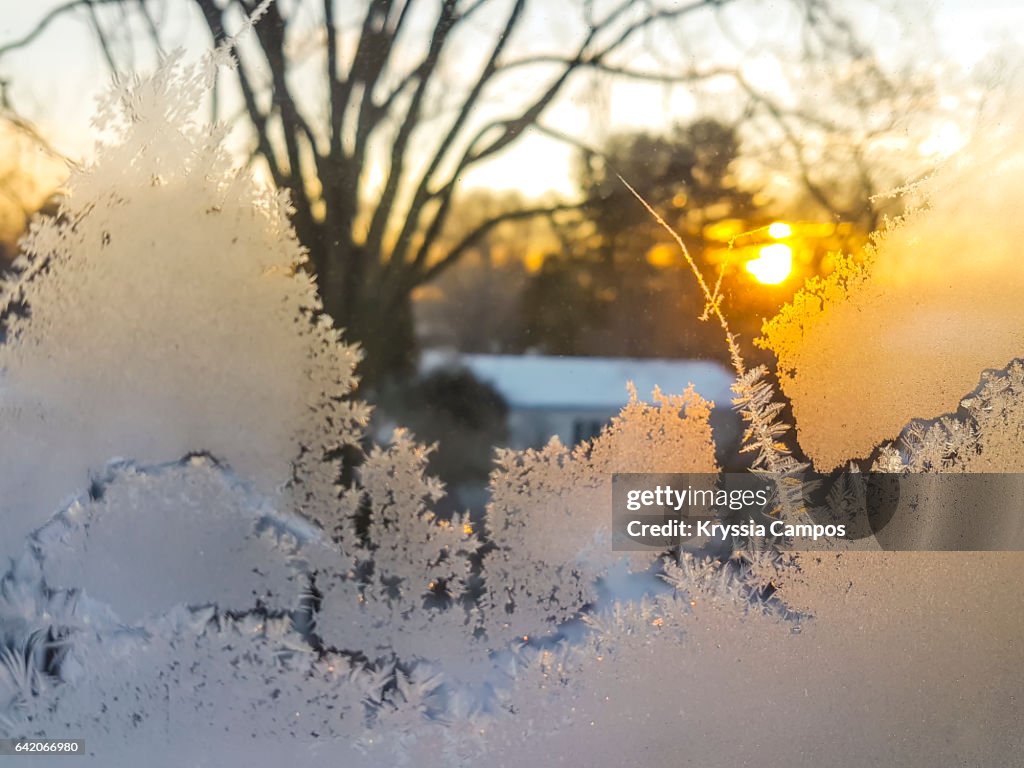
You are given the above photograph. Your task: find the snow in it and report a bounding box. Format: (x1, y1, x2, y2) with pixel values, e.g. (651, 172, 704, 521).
(421, 351, 736, 410)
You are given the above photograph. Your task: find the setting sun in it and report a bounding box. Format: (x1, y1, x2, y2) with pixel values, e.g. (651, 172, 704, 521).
(746, 243, 793, 284)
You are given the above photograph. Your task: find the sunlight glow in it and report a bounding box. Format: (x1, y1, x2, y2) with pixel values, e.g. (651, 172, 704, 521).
(524, 250, 546, 273)
(768, 222, 792, 239)
(919, 121, 965, 159)
(646, 243, 676, 268)
(746, 243, 793, 284)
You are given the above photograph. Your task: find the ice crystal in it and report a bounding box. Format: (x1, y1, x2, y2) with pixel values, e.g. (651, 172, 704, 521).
(759, 91, 1024, 470)
(1, 23, 1021, 768)
(34, 457, 310, 624)
(878, 359, 1024, 473)
(312, 429, 485, 672)
(481, 385, 717, 637)
(25, 609, 367, 751)
(0, 51, 368, 564)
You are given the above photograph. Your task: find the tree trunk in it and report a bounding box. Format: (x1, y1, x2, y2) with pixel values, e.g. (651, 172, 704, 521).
(313, 234, 417, 393)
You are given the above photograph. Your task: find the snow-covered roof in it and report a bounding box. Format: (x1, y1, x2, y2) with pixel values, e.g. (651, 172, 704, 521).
(420, 351, 735, 410)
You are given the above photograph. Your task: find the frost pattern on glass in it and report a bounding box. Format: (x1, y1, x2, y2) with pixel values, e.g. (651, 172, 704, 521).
(0, 46, 725, 754)
(873, 359, 1024, 473)
(35, 457, 311, 624)
(0, 51, 368, 564)
(311, 429, 487, 674)
(759, 93, 1024, 470)
(482, 385, 717, 636)
(0, 40, 1021, 768)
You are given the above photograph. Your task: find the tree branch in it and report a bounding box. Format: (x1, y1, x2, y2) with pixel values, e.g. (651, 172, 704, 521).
(0, 0, 124, 59)
(84, 0, 118, 73)
(376, 0, 526, 274)
(361, 0, 459, 262)
(401, 0, 731, 276)
(342, 0, 393, 156)
(136, 0, 166, 56)
(331, 0, 414, 165)
(416, 201, 585, 285)
(364, 0, 488, 149)
(195, 0, 286, 188)
(324, 0, 343, 158)
(244, 0, 320, 251)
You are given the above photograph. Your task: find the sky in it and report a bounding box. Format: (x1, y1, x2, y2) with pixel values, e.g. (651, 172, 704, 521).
(0, 0, 1021, 198)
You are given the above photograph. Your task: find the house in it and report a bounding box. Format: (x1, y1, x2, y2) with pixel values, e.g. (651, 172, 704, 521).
(420, 352, 740, 463)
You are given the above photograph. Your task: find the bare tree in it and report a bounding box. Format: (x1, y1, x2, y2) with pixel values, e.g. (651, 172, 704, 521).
(0, 0, 931, 386)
